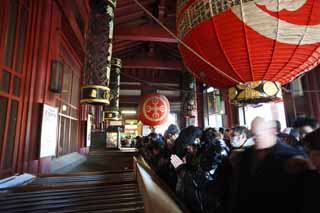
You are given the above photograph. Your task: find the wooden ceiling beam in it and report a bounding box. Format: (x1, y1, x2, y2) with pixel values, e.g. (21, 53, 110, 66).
(115, 11, 145, 25)
(120, 95, 181, 104)
(113, 42, 143, 53)
(114, 24, 177, 43)
(122, 57, 183, 70)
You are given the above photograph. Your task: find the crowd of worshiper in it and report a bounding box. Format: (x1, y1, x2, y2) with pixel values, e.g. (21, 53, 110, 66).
(136, 116, 320, 213)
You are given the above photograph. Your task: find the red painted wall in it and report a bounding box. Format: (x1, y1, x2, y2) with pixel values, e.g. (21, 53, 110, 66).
(283, 67, 320, 126)
(0, 0, 89, 178)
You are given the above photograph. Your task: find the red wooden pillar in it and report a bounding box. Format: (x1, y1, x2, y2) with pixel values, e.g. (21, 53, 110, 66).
(222, 90, 235, 128)
(304, 69, 320, 120)
(310, 69, 320, 120)
(19, 0, 48, 174)
(21, 0, 62, 174)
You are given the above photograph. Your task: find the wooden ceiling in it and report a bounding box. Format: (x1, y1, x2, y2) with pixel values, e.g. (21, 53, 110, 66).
(113, 0, 180, 62)
(111, 0, 183, 106)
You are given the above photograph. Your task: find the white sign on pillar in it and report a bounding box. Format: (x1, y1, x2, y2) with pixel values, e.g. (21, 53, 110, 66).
(40, 104, 58, 158)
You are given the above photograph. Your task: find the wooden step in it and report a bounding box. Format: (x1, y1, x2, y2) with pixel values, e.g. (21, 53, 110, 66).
(1, 179, 144, 212)
(0, 190, 144, 212)
(2, 183, 136, 197)
(30, 172, 134, 184)
(26, 171, 135, 188)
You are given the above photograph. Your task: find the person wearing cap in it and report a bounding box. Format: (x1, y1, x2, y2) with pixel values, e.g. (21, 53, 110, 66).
(164, 124, 180, 151)
(228, 117, 311, 213)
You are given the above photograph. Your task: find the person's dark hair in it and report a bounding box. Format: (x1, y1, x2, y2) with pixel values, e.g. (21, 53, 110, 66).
(149, 132, 158, 140)
(202, 128, 220, 143)
(231, 126, 251, 137)
(293, 117, 319, 129)
(289, 128, 300, 139)
(303, 128, 320, 150)
(219, 127, 225, 134)
(274, 120, 281, 133)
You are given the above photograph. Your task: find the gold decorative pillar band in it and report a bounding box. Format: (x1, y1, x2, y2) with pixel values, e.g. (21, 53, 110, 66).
(80, 85, 110, 105)
(103, 111, 121, 120)
(228, 80, 282, 104)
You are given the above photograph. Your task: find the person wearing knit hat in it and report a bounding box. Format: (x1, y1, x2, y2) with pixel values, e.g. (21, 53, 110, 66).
(165, 124, 180, 135)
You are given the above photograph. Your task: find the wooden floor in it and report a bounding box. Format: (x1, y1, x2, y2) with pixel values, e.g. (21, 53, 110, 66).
(0, 148, 144, 212)
(70, 148, 138, 172)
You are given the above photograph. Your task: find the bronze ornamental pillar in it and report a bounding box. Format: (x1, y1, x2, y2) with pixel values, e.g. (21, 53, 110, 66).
(80, 0, 117, 105)
(104, 58, 122, 120)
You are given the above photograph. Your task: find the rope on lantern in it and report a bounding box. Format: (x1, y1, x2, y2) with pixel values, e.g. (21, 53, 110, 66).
(132, 0, 242, 85)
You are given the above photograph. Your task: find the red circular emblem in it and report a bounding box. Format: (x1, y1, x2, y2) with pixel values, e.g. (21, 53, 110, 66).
(139, 94, 170, 126)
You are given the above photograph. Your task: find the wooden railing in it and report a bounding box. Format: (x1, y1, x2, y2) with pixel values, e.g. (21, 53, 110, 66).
(133, 156, 190, 213)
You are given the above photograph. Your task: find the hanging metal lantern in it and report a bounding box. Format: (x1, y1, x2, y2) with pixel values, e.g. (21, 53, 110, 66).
(177, 0, 320, 104)
(81, 0, 117, 105)
(139, 94, 170, 127)
(104, 58, 122, 120)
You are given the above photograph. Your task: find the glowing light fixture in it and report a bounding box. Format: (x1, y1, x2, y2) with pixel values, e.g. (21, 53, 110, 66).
(62, 105, 67, 112)
(121, 110, 136, 115)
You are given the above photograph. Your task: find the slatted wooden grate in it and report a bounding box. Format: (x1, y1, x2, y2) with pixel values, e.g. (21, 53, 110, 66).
(0, 171, 144, 212)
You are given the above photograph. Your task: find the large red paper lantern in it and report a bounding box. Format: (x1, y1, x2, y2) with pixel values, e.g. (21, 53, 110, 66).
(139, 94, 170, 126)
(177, 0, 320, 103)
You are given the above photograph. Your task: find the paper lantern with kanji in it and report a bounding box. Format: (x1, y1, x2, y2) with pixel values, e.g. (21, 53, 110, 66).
(139, 94, 170, 126)
(177, 0, 320, 104)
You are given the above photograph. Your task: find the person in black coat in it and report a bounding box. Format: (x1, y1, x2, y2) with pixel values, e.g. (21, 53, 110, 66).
(228, 117, 311, 213)
(171, 126, 228, 212)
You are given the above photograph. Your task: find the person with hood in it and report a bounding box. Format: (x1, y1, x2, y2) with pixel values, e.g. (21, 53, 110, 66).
(171, 126, 227, 212)
(170, 126, 203, 212)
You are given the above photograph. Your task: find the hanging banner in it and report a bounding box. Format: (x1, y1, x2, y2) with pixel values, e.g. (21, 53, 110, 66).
(40, 104, 58, 158)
